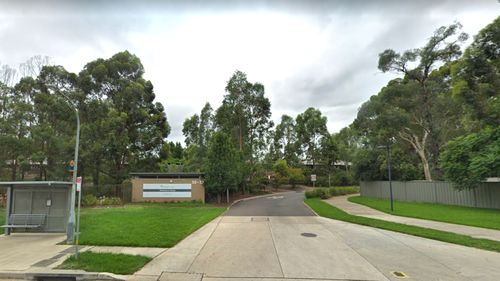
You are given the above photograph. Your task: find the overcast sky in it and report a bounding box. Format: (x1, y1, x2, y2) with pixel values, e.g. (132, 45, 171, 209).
(0, 0, 498, 144)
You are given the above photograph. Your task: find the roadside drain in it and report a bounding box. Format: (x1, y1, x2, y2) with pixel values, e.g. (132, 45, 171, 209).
(251, 217, 269, 222)
(301, 232, 317, 237)
(390, 271, 409, 278)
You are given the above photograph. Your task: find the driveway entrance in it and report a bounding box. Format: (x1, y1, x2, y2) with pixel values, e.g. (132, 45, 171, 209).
(137, 191, 500, 281)
(225, 191, 314, 216)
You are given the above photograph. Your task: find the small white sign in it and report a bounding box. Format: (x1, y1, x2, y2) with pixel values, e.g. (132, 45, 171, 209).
(311, 174, 317, 182)
(76, 176, 82, 192)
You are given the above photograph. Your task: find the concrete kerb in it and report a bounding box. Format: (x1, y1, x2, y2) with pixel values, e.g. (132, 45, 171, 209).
(0, 270, 126, 281)
(302, 201, 319, 216)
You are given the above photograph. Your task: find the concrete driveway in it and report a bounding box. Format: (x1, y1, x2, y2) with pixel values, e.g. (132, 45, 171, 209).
(137, 192, 500, 281)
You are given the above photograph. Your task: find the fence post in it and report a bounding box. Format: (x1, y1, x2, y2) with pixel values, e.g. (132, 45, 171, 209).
(434, 181, 438, 203)
(473, 188, 477, 208)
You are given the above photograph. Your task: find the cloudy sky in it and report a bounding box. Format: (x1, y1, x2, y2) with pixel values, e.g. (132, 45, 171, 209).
(0, 0, 498, 143)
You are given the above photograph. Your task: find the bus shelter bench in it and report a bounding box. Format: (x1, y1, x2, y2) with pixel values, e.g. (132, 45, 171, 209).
(1, 214, 46, 229)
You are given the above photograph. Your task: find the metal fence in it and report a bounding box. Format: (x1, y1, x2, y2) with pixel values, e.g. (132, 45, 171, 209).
(81, 182, 133, 203)
(360, 181, 500, 209)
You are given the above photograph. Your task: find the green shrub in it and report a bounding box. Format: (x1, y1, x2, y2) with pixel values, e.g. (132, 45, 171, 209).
(288, 167, 306, 187)
(331, 170, 356, 186)
(305, 186, 359, 199)
(82, 194, 98, 207)
(100, 196, 122, 206)
(305, 188, 330, 199)
(329, 186, 359, 196)
(305, 190, 316, 199)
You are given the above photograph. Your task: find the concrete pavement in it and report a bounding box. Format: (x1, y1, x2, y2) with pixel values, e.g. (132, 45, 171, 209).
(0, 233, 165, 280)
(137, 214, 500, 281)
(0, 233, 70, 271)
(137, 215, 389, 281)
(84, 246, 167, 258)
(326, 194, 500, 241)
(134, 191, 500, 280)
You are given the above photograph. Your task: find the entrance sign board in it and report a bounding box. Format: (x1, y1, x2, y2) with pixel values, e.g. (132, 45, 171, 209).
(143, 183, 192, 198)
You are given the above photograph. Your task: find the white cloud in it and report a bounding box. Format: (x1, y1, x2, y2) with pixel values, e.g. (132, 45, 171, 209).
(0, 0, 498, 143)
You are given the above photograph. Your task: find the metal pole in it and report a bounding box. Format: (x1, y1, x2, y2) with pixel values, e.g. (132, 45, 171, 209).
(76, 182, 82, 257)
(5, 186, 12, 236)
(387, 146, 393, 212)
(73, 110, 80, 256)
(58, 93, 80, 250)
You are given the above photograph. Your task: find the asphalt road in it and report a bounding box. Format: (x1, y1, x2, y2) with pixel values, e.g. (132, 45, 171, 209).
(224, 191, 315, 216)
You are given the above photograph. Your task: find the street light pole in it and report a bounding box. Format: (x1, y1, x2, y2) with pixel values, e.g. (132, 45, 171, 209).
(58, 93, 80, 244)
(378, 145, 394, 212)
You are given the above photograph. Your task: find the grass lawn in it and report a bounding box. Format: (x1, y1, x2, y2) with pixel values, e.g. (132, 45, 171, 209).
(58, 252, 151, 275)
(349, 196, 500, 230)
(0, 208, 4, 235)
(305, 198, 500, 253)
(79, 203, 225, 247)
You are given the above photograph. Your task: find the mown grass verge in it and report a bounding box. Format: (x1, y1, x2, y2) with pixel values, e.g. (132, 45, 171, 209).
(58, 252, 151, 275)
(79, 204, 225, 247)
(305, 198, 500, 253)
(349, 196, 500, 231)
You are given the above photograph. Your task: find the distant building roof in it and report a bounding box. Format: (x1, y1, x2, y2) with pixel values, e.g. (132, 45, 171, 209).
(0, 181, 72, 187)
(486, 177, 500, 182)
(130, 172, 204, 179)
(301, 160, 352, 166)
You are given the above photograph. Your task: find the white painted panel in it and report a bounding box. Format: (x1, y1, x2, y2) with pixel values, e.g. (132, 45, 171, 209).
(143, 183, 192, 198)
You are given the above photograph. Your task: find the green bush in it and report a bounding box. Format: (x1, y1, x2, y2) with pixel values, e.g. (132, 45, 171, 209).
(305, 190, 316, 199)
(82, 194, 98, 207)
(305, 186, 359, 199)
(100, 196, 122, 206)
(331, 170, 356, 186)
(329, 186, 359, 196)
(305, 188, 330, 199)
(82, 195, 122, 206)
(288, 167, 306, 187)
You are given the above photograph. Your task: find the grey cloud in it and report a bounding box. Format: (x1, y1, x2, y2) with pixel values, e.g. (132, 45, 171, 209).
(268, 0, 496, 131)
(1, 0, 497, 142)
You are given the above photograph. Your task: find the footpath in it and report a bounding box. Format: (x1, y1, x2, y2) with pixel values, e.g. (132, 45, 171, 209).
(0, 233, 166, 281)
(325, 195, 500, 242)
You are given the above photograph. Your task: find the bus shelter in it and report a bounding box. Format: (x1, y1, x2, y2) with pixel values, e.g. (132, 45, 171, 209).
(0, 181, 72, 237)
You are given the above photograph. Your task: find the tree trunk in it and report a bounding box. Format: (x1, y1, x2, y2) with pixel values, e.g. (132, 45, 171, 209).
(93, 163, 100, 193)
(238, 116, 243, 152)
(217, 193, 221, 204)
(10, 160, 17, 181)
(399, 129, 432, 181)
(416, 148, 432, 181)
